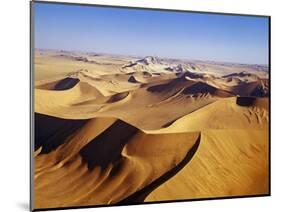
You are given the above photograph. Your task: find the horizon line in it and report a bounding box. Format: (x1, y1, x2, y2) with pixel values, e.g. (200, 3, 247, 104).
(35, 48, 269, 67)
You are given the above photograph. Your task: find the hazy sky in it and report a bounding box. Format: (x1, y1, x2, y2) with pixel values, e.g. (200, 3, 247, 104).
(34, 2, 269, 65)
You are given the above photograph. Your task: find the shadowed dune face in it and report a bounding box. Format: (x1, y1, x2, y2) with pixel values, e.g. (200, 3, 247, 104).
(230, 80, 269, 97)
(106, 92, 130, 103)
(147, 75, 195, 94)
(35, 113, 88, 153)
(54, 77, 80, 90)
(128, 75, 139, 83)
(181, 81, 232, 97)
(236, 96, 256, 106)
(33, 50, 269, 209)
(80, 120, 138, 169)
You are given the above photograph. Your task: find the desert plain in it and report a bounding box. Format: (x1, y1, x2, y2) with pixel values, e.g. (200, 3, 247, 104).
(33, 49, 269, 209)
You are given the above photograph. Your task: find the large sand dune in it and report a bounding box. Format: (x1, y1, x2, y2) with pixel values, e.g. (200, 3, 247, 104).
(33, 49, 269, 209)
(34, 116, 200, 208)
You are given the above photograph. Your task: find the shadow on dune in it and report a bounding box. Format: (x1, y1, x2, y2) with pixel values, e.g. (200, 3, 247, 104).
(35, 113, 88, 154)
(236, 96, 256, 106)
(53, 77, 80, 90)
(106, 92, 129, 103)
(35, 77, 80, 90)
(128, 76, 139, 83)
(117, 134, 201, 204)
(182, 82, 233, 97)
(80, 120, 139, 170)
(182, 82, 217, 94)
(231, 80, 269, 97)
(146, 74, 189, 93)
(147, 74, 233, 98)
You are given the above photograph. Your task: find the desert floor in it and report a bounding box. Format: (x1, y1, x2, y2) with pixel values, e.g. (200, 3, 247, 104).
(33, 49, 269, 209)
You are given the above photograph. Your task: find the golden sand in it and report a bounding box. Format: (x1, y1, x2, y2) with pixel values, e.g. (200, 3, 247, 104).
(33, 50, 269, 209)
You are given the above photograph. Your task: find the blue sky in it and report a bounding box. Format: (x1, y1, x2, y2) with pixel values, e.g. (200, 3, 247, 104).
(34, 2, 269, 65)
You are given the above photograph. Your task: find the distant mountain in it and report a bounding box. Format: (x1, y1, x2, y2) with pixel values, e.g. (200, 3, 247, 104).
(122, 56, 162, 69)
(136, 56, 162, 65)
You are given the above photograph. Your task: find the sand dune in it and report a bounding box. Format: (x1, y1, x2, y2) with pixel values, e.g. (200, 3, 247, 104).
(35, 116, 200, 208)
(146, 97, 268, 133)
(36, 72, 228, 130)
(33, 49, 269, 210)
(145, 129, 268, 201)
